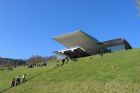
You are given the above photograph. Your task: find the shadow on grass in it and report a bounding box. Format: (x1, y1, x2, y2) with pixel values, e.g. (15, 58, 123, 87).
(0, 87, 10, 93)
(0, 63, 68, 93)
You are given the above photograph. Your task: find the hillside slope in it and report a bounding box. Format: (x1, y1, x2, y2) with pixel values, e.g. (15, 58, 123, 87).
(1, 49, 140, 93)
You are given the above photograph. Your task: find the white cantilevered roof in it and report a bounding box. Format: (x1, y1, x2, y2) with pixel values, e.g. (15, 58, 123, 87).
(57, 46, 86, 53)
(53, 30, 100, 55)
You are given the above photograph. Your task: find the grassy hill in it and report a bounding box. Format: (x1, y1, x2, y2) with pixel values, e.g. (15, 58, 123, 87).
(0, 49, 140, 93)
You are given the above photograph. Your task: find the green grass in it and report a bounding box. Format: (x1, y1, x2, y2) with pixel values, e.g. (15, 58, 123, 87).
(1, 49, 140, 93)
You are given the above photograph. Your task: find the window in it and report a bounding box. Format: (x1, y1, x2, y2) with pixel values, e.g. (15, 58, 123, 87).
(107, 45, 125, 52)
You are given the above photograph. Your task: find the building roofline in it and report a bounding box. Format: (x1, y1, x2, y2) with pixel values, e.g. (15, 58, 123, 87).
(53, 29, 82, 39)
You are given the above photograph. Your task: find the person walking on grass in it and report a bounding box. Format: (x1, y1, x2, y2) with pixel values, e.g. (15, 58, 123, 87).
(22, 74, 26, 83)
(16, 75, 20, 86)
(62, 59, 65, 65)
(10, 78, 15, 88)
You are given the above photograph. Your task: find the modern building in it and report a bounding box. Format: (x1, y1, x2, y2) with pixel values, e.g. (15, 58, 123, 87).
(53, 30, 132, 58)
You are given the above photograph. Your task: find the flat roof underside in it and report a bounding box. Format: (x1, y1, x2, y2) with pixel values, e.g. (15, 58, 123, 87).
(55, 47, 90, 58)
(53, 31, 99, 52)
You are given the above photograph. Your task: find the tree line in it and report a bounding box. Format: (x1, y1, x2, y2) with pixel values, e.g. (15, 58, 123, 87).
(26, 55, 56, 65)
(0, 57, 25, 67)
(0, 55, 57, 68)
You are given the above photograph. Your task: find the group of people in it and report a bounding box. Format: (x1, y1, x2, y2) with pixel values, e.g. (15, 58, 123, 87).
(10, 74, 26, 88)
(28, 62, 48, 68)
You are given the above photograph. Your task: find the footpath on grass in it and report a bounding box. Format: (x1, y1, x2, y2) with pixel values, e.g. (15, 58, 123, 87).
(0, 62, 69, 93)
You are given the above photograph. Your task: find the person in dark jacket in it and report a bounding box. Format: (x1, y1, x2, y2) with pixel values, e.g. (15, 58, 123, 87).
(16, 75, 20, 86)
(62, 59, 65, 65)
(10, 78, 15, 88)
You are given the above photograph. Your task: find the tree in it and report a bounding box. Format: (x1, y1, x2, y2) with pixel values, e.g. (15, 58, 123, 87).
(26, 55, 47, 65)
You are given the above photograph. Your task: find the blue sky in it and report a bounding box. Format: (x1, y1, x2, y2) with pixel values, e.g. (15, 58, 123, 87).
(0, 0, 139, 59)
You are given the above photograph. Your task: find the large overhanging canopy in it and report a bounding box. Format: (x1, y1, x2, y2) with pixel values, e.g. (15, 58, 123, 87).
(53, 30, 100, 55)
(53, 30, 132, 58)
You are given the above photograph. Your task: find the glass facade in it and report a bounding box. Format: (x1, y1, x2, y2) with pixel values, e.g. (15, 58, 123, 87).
(107, 45, 125, 52)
